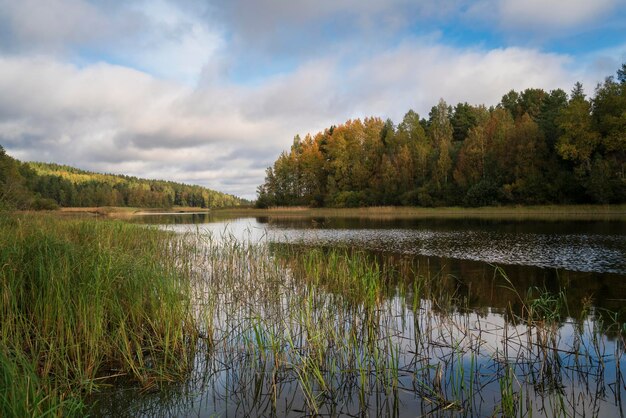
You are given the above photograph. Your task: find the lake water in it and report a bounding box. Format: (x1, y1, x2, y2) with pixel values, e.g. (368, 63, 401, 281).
(135, 213, 626, 311)
(135, 213, 626, 272)
(89, 212, 626, 417)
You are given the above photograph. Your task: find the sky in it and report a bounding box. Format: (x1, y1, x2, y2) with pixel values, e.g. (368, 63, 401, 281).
(0, 0, 625, 200)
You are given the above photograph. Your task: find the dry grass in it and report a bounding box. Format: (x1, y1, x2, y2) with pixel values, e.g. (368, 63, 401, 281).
(216, 204, 626, 221)
(55, 206, 211, 217)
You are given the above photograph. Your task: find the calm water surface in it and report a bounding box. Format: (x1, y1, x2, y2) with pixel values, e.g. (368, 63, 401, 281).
(88, 213, 626, 417)
(135, 213, 626, 274)
(136, 213, 626, 310)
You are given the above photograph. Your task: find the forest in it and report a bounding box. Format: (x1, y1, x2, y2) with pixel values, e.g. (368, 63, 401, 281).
(257, 64, 626, 208)
(0, 151, 245, 210)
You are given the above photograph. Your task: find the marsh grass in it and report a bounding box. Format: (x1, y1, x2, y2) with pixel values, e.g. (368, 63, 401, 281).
(101, 232, 622, 417)
(0, 214, 199, 416)
(215, 204, 626, 221)
(0, 349, 83, 417)
(4, 213, 625, 417)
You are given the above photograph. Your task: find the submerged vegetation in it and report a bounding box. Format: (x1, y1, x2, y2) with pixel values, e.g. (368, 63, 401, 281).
(258, 64, 626, 208)
(1, 214, 625, 416)
(96, 232, 626, 416)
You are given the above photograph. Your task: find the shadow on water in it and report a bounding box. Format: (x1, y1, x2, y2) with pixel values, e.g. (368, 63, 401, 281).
(87, 213, 626, 417)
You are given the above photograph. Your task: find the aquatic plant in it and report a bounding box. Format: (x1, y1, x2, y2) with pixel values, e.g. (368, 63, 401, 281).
(96, 231, 621, 417)
(0, 214, 199, 415)
(3, 214, 625, 417)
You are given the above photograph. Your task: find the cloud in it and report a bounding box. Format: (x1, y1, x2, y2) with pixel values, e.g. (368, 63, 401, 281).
(0, 0, 224, 84)
(0, 55, 295, 198)
(0, 0, 143, 53)
(498, 0, 617, 28)
(466, 0, 624, 36)
(205, 0, 465, 70)
(0, 1, 623, 200)
(126, 0, 224, 83)
(2, 38, 615, 199)
(241, 58, 344, 122)
(344, 43, 580, 121)
(211, 0, 462, 34)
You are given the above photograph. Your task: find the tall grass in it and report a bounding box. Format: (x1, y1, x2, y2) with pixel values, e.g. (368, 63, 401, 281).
(4, 214, 624, 416)
(216, 203, 626, 221)
(111, 233, 621, 416)
(0, 214, 199, 416)
(125, 233, 622, 417)
(0, 349, 83, 417)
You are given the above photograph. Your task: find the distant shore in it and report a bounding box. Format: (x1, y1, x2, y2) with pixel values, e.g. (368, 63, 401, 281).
(53, 206, 212, 217)
(217, 204, 626, 220)
(40, 204, 626, 221)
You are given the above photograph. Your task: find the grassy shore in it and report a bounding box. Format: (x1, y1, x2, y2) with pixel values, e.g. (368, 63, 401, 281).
(47, 203, 626, 221)
(2, 209, 624, 416)
(56, 206, 211, 217)
(0, 213, 199, 416)
(216, 204, 626, 220)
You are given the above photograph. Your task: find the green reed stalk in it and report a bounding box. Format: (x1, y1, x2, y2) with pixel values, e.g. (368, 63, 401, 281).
(0, 214, 200, 416)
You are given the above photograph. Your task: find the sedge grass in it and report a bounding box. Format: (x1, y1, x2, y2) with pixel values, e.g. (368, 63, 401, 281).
(188, 233, 621, 416)
(0, 349, 83, 418)
(139, 232, 623, 417)
(0, 214, 199, 416)
(5, 213, 624, 417)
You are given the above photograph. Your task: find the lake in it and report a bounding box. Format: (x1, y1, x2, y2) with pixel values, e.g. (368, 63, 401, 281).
(135, 213, 626, 311)
(89, 212, 626, 417)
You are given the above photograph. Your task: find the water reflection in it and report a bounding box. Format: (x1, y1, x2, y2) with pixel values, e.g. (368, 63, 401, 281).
(87, 214, 626, 417)
(89, 304, 626, 418)
(256, 217, 626, 274)
(134, 213, 626, 308)
(132, 213, 626, 313)
(134, 214, 626, 274)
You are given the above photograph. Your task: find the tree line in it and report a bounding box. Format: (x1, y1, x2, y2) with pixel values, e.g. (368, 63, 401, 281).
(0, 152, 246, 210)
(257, 64, 625, 208)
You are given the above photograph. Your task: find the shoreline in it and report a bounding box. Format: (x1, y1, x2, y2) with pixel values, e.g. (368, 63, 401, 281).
(39, 203, 626, 221)
(214, 204, 626, 220)
(54, 206, 212, 217)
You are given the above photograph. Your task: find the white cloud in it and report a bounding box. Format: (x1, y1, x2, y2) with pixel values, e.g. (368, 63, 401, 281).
(2, 38, 616, 199)
(0, 0, 143, 53)
(499, 0, 617, 28)
(0, 0, 224, 84)
(0, 56, 295, 198)
(466, 0, 622, 33)
(208, 0, 466, 61)
(127, 0, 224, 83)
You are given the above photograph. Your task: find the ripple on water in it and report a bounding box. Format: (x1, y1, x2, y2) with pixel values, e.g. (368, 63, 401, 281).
(267, 227, 626, 274)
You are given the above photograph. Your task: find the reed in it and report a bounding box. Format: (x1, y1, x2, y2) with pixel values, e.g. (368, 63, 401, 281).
(0, 349, 84, 418)
(215, 203, 626, 221)
(179, 235, 624, 417)
(4, 214, 624, 416)
(0, 214, 199, 416)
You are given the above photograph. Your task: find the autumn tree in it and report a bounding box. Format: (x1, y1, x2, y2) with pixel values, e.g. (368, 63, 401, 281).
(502, 114, 548, 203)
(518, 88, 546, 121)
(500, 90, 521, 119)
(537, 89, 568, 148)
(588, 69, 626, 202)
(451, 102, 481, 142)
(429, 99, 453, 191)
(556, 83, 599, 175)
(257, 64, 625, 207)
(453, 106, 490, 189)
